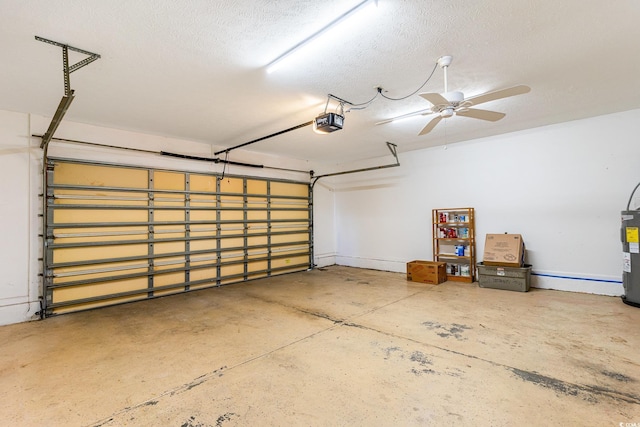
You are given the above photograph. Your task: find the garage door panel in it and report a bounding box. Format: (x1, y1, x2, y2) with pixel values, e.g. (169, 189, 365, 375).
(190, 239, 218, 251)
(190, 257, 216, 267)
(219, 226, 243, 236)
(54, 189, 149, 207)
(52, 244, 148, 264)
(247, 179, 267, 194)
(219, 177, 243, 193)
(221, 252, 244, 263)
(247, 235, 268, 247)
(220, 263, 244, 278)
(54, 209, 148, 224)
(54, 189, 146, 199)
(53, 163, 148, 188)
(53, 226, 148, 245)
(53, 232, 149, 245)
(190, 267, 217, 282)
(154, 230, 185, 242)
(247, 223, 267, 234)
(190, 210, 217, 220)
(190, 174, 216, 192)
(52, 266, 149, 285)
(247, 260, 268, 272)
(153, 271, 187, 287)
(52, 295, 147, 315)
(247, 210, 267, 220)
(54, 259, 148, 276)
(191, 200, 216, 209)
(154, 201, 185, 209)
(272, 256, 310, 270)
(220, 237, 244, 249)
(154, 256, 186, 272)
(273, 224, 309, 234)
(272, 233, 309, 244)
(44, 159, 310, 316)
(154, 171, 185, 191)
(220, 210, 244, 221)
(153, 241, 185, 255)
(190, 224, 217, 235)
(52, 277, 148, 303)
(154, 224, 185, 234)
(270, 182, 307, 197)
(153, 209, 185, 222)
(270, 210, 309, 221)
(153, 288, 184, 297)
(54, 199, 147, 208)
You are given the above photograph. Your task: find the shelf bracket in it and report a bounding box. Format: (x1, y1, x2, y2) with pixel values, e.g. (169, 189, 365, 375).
(35, 36, 101, 148)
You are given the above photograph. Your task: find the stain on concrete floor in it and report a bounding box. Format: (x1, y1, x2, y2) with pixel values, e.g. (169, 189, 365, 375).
(2, 266, 640, 426)
(421, 320, 472, 340)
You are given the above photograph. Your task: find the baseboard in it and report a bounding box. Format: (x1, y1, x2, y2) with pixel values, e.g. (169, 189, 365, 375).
(0, 301, 40, 326)
(531, 271, 623, 296)
(314, 253, 337, 268)
(335, 255, 406, 273)
(334, 256, 624, 296)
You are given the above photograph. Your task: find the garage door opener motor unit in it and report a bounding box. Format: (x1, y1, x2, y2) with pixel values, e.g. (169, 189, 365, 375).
(621, 181, 640, 307)
(313, 112, 344, 133)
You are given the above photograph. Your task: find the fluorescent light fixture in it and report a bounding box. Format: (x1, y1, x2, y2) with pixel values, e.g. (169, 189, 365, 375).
(266, 0, 378, 73)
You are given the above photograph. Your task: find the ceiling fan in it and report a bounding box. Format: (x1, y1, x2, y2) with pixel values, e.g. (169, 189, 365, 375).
(377, 56, 531, 135)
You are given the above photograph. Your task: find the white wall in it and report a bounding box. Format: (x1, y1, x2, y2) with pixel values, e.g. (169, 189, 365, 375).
(0, 110, 324, 325)
(311, 180, 336, 267)
(332, 109, 640, 296)
(2, 108, 637, 325)
(0, 111, 40, 325)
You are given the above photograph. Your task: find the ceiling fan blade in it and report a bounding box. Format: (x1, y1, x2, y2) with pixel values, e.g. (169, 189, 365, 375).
(419, 92, 449, 106)
(375, 109, 433, 126)
(465, 85, 531, 107)
(456, 108, 506, 122)
(418, 115, 443, 135)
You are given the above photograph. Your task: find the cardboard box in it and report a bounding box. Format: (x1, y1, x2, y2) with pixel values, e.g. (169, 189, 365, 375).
(477, 262, 532, 292)
(407, 260, 447, 284)
(483, 234, 525, 267)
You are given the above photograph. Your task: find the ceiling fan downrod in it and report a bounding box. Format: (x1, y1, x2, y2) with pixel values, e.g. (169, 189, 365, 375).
(438, 55, 453, 93)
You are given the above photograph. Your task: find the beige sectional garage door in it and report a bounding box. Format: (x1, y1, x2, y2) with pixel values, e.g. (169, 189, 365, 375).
(43, 158, 311, 316)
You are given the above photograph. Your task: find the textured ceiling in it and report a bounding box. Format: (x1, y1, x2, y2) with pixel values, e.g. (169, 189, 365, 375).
(2, 0, 640, 164)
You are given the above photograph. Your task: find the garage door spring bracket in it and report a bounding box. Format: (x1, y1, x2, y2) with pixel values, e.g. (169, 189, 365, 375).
(35, 36, 101, 149)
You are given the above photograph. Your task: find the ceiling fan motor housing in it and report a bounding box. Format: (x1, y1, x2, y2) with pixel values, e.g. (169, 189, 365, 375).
(444, 91, 464, 104)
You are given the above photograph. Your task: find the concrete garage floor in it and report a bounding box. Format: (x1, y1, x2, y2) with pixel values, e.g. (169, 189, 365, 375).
(1, 266, 640, 426)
